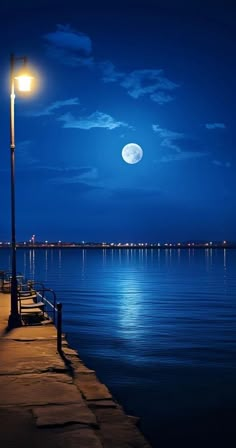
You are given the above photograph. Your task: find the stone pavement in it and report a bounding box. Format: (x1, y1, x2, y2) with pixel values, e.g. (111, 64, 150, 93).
(0, 292, 152, 448)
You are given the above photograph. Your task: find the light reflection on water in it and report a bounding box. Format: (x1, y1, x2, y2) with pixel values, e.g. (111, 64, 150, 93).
(118, 274, 143, 339)
(0, 248, 236, 447)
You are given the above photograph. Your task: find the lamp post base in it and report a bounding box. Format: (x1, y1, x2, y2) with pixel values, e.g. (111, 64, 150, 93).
(8, 313, 22, 329)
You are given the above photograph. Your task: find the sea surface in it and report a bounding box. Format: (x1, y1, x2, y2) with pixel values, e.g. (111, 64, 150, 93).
(1, 247, 236, 447)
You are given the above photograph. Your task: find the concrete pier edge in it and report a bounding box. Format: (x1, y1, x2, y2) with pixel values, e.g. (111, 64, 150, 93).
(0, 292, 152, 447)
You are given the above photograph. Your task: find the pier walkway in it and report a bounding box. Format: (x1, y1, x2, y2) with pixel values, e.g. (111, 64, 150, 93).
(0, 292, 151, 448)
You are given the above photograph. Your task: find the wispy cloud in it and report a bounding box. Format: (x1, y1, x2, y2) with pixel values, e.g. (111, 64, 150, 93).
(102, 65, 179, 104)
(205, 123, 226, 130)
(43, 26, 179, 104)
(28, 98, 80, 117)
(16, 162, 102, 188)
(152, 124, 184, 140)
(35, 166, 96, 176)
(121, 70, 178, 99)
(100, 61, 125, 83)
(152, 124, 184, 152)
(150, 92, 175, 104)
(27, 91, 132, 132)
(43, 24, 93, 66)
(47, 166, 102, 186)
(57, 111, 130, 130)
(212, 160, 231, 168)
(159, 152, 208, 162)
(153, 124, 208, 162)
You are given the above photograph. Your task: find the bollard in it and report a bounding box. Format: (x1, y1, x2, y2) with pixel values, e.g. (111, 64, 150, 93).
(57, 302, 62, 354)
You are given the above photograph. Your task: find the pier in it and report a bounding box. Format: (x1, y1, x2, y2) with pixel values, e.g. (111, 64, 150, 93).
(0, 291, 151, 448)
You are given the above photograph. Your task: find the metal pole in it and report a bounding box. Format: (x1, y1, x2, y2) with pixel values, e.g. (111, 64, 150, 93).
(57, 303, 62, 353)
(8, 54, 21, 329)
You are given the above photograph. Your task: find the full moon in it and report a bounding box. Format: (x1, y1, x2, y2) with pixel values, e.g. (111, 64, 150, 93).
(121, 143, 143, 164)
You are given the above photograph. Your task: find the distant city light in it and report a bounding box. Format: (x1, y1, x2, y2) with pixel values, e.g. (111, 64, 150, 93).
(0, 240, 234, 248)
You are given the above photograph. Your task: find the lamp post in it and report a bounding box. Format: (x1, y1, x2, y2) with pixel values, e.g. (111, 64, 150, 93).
(8, 54, 33, 329)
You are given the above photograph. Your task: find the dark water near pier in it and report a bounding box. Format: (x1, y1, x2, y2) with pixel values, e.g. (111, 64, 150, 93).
(1, 248, 236, 447)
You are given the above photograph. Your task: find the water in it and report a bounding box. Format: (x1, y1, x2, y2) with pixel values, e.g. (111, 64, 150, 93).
(1, 248, 236, 447)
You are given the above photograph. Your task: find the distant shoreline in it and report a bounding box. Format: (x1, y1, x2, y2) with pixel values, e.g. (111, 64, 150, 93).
(0, 244, 235, 249)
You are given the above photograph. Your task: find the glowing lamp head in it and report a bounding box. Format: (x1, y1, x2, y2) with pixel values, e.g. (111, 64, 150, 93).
(15, 73, 34, 92)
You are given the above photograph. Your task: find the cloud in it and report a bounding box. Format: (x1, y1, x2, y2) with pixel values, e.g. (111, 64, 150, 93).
(212, 160, 231, 168)
(43, 24, 93, 66)
(150, 92, 175, 104)
(47, 166, 106, 194)
(120, 69, 178, 100)
(57, 111, 130, 130)
(103, 67, 179, 103)
(43, 25, 179, 104)
(100, 61, 125, 83)
(14, 160, 100, 182)
(152, 124, 184, 152)
(29, 98, 80, 117)
(153, 124, 208, 162)
(48, 166, 101, 185)
(36, 166, 96, 175)
(159, 152, 208, 162)
(21, 164, 102, 189)
(152, 124, 184, 140)
(205, 123, 226, 130)
(45, 24, 92, 53)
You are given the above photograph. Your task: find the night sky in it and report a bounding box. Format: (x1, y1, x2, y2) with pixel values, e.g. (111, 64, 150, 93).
(0, 0, 235, 243)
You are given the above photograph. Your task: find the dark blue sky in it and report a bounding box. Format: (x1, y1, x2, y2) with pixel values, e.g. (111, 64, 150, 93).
(0, 0, 235, 242)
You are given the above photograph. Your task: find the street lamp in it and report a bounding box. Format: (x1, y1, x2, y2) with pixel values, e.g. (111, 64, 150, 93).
(8, 54, 34, 329)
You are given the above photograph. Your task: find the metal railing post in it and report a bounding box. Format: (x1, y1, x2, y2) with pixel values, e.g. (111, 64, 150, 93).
(57, 302, 62, 353)
(53, 290, 56, 323)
